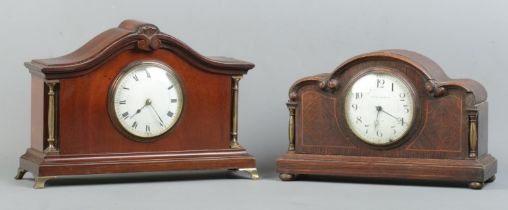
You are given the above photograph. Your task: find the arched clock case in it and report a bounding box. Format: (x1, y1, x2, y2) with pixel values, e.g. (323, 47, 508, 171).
(276, 50, 497, 189)
(15, 20, 259, 188)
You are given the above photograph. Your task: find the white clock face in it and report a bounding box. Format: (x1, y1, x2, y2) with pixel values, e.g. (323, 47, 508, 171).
(111, 61, 183, 139)
(344, 71, 415, 145)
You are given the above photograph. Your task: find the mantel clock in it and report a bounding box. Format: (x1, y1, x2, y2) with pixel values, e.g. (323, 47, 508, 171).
(16, 20, 259, 188)
(276, 50, 497, 189)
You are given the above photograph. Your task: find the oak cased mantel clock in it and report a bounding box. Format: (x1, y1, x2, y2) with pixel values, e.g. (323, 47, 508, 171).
(15, 20, 259, 188)
(276, 50, 497, 189)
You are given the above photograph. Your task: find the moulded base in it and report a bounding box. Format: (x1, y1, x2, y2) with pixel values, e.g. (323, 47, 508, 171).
(277, 152, 497, 189)
(17, 148, 258, 188)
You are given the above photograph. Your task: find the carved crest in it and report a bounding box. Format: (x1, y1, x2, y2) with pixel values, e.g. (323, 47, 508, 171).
(135, 24, 161, 51)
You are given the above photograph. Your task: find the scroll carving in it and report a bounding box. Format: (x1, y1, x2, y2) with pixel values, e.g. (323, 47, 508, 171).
(425, 79, 447, 97)
(135, 24, 161, 51)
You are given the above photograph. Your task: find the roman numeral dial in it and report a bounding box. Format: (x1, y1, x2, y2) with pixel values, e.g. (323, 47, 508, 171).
(345, 71, 415, 146)
(110, 61, 184, 140)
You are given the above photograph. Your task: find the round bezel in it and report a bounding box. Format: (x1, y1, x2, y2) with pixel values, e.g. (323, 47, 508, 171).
(343, 68, 417, 146)
(108, 60, 184, 142)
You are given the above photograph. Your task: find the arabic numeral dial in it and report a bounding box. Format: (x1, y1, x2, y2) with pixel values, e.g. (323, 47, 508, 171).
(345, 71, 415, 145)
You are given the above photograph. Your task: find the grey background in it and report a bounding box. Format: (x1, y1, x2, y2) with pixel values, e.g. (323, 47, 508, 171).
(1, 0, 507, 209)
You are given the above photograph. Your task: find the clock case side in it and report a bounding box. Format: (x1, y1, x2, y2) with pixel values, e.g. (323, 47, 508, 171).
(277, 50, 496, 187)
(18, 20, 258, 188)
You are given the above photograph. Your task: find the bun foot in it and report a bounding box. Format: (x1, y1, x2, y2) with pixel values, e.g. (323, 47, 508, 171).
(468, 181, 484, 190)
(279, 173, 296, 181)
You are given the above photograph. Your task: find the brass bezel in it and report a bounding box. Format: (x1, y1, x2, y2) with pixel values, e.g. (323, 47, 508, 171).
(343, 67, 418, 147)
(108, 60, 185, 142)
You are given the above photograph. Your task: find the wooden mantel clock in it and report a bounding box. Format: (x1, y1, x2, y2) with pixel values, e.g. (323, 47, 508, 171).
(277, 50, 497, 189)
(15, 20, 259, 188)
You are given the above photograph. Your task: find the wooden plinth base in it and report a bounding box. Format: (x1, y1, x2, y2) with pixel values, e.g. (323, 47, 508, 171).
(17, 148, 258, 188)
(277, 153, 497, 189)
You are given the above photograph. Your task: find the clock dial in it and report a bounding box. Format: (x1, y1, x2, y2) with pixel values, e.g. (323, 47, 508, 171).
(110, 61, 183, 139)
(344, 71, 415, 145)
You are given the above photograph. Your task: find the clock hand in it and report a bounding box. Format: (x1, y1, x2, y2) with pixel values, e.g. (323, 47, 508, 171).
(374, 106, 381, 128)
(148, 103, 165, 126)
(130, 99, 150, 119)
(379, 107, 401, 121)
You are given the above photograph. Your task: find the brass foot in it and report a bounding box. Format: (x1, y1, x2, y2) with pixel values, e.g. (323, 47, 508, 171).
(34, 176, 54, 189)
(279, 173, 296, 181)
(468, 181, 484, 190)
(14, 169, 27, 180)
(486, 175, 496, 183)
(238, 168, 260, 180)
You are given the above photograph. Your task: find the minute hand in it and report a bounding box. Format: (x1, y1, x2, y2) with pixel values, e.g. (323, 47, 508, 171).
(380, 109, 400, 121)
(148, 104, 165, 125)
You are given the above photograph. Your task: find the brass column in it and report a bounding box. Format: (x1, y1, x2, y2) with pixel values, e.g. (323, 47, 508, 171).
(45, 80, 59, 154)
(468, 113, 478, 158)
(287, 102, 297, 152)
(230, 76, 242, 148)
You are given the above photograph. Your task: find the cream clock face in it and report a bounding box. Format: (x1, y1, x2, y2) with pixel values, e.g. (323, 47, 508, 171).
(344, 71, 415, 145)
(110, 61, 183, 139)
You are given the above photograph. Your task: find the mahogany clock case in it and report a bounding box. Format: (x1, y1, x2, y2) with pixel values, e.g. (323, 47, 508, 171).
(15, 20, 258, 188)
(276, 50, 497, 189)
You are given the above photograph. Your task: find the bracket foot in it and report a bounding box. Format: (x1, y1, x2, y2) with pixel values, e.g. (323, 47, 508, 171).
(237, 168, 260, 180)
(14, 169, 27, 180)
(34, 176, 55, 189)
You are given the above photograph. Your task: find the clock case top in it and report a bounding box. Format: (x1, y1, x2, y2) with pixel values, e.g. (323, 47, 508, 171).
(26, 20, 254, 79)
(18, 20, 257, 187)
(277, 50, 496, 187)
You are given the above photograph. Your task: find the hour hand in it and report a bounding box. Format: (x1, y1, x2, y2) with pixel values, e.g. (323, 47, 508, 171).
(129, 108, 143, 119)
(130, 99, 150, 119)
(374, 106, 381, 128)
